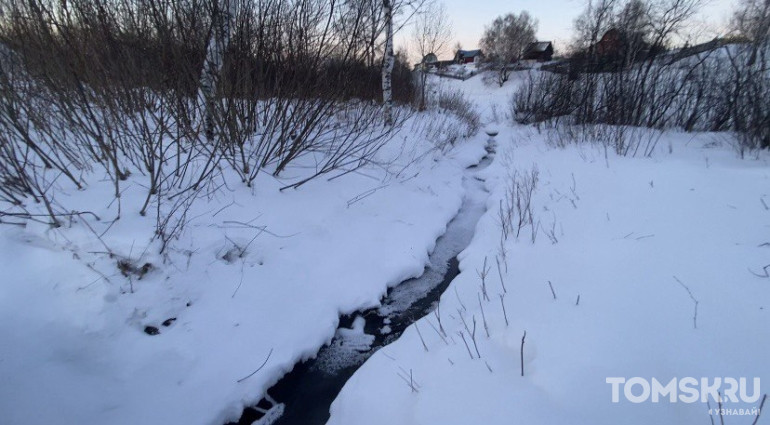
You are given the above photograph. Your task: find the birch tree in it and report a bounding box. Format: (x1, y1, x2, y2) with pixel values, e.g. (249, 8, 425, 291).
(382, 0, 395, 126)
(200, 0, 237, 141)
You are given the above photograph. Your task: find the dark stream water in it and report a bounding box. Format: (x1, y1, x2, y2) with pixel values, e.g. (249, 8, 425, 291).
(228, 142, 495, 425)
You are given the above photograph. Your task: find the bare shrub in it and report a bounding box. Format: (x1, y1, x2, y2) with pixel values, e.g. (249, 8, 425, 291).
(498, 165, 539, 243)
(509, 0, 770, 156)
(437, 89, 481, 137)
(0, 0, 419, 249)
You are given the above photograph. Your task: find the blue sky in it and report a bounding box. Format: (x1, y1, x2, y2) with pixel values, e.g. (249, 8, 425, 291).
(397, 0, 737, 59)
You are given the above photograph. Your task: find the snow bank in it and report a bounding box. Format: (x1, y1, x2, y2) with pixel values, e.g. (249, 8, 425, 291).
(329, 122, 770, 424)
(0, 116, 487, 425)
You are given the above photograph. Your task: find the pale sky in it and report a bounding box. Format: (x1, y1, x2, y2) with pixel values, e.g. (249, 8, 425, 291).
(397, 0, 737, 60)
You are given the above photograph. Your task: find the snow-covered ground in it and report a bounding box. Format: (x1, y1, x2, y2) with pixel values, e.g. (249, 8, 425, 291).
(2, 65, 769, 425)
(328, 73, 770, 424)
(0, 112, 487, 425)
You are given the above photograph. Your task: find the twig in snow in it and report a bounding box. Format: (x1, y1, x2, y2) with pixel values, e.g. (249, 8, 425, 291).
(498, 239, 508, 273)
(426, 319, 449, 345)
(495, 256, 507, 293)
(80, 262, 113, 289)
(231, 261, 246, 298)
(576, 294, 581, 306)
(761, 196, 769, 211)
(396, 368, 420, 393)
(454, 287, 467, 311)
(748, 264, 770, 278)
(346, 184, 389, 208)
(673, 276, 699, 329)
(459, 312, 481, 358)
(545, 213, 559, 244)
(220, 221, 298, 238)
(434, 303, 447, 337)
(237, 348, 274, 383)
(485, 361, 493, 373)
(458, 331, 474, 359)
(212, 200, 238, 217)
(478, 293, 490, 338)
(548, 280, 557, 300)
(499, 293, 509, 326)
(751, 393, 767, 425)
(530, 218, 540, 243)
(414, 323, 429, 352)
(570, 173, 580, 201)
(470, 316, 481, 358)
(520, 330, 527, 377)
(718, 392, 725, 425)
(477, 256, 491, 302)
(707, 400, 715, 425)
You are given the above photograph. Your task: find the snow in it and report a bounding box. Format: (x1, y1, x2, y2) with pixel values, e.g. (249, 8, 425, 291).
(0, 111, 487, 425)
(328, 72, 770, 425)
(2, 64, 769, 425)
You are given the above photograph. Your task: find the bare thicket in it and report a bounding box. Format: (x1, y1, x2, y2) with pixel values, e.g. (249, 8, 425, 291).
(407, 87, 480, 153)
(0, 0, 419, 249)
(498, 165, 539, 242)
(512, 0, 770, 155)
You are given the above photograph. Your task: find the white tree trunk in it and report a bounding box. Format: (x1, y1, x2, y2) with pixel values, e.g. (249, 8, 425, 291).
(381, 0, 395, 126)
(200, 0, 236, 141)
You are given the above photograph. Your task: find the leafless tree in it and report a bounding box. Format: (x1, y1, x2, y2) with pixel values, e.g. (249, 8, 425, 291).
(412, 1, 452, 110)
(480, 11, 537, 86)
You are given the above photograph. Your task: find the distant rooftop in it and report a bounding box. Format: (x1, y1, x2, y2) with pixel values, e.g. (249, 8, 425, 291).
(456, 49, 482, 57)
(526, 42, 553, 53)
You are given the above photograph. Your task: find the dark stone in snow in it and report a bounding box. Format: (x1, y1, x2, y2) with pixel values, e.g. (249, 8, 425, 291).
(144, 326, 160, 335)
(162, 318, 177, 327)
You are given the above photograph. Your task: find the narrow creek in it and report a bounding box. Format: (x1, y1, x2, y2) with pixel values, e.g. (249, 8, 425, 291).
(228, 140, 496, 425)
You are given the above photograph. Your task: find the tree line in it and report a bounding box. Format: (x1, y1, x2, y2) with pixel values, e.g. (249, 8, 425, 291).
(512, 0, 770, 154)
(0, 0, 427, 249)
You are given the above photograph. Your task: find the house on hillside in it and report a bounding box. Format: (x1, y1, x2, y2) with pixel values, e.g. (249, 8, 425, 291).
(596, 29, 622, 56)
(455, 49, 483, 64)
(593, 28, 659, 59)
(523, 41, 554, 62)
